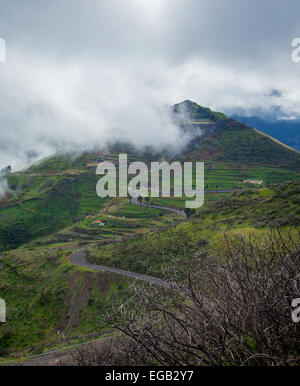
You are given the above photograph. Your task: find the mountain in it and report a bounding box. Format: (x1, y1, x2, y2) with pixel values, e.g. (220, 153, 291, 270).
(0, 100, 300, 253)
(173, 100, 300, 169)
(1, 100, 300, 358)
(231, 115, 300, 151)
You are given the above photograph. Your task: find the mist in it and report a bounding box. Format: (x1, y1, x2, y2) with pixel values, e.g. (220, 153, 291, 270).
(0, 52, 192, 171)
(1, 0, 300, 171)
(0, 178, 11, 199)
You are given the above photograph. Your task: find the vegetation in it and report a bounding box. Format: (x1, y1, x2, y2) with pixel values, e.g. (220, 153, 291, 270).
(1, 101, 300, 362)
(87, 182, 300, 276)
(0, 245, 129, 356)
(173, 100, 228, 122)
(63, 230, 300, 366)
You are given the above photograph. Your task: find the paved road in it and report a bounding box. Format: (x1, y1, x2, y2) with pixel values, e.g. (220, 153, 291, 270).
(130, 189, 235, 219)
(3, 253, 173, 366)
(205, 190, 235, 193)
(2, 335, 117, 366)
(70, 252, 209, 310)
(130, 195, 187, 218)
(70, 252, 172, 288)
(139, 202, 187, 218)
(8, 250, 202, 366)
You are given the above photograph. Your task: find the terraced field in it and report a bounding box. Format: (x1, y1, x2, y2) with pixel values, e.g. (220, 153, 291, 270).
(1, 152, 299, 252)
(1, 101, 300, 359)
(1, 180, 299, 358)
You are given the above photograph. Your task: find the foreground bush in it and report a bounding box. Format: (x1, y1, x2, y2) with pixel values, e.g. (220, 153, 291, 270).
(65, 230, 300, 366)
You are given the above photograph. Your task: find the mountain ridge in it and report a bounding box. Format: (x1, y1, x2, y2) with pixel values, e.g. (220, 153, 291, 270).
(0, 100, 300, 252)
(231, 115, 300, 151)
(172, 100, 300, 170)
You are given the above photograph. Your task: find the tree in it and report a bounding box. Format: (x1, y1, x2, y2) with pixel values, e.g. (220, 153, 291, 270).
(137, 195, 143, 206)
(184, 208, 196, 217)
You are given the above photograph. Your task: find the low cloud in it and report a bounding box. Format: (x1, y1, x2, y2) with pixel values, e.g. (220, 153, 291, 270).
(0, 53, 188, 170)
(1, 0, 300, 170)
(0, 178, 11, 199)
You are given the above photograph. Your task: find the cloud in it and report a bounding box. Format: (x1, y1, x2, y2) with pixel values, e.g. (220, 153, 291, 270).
(1, 0, 300, 170)
(0, 178, 11, 199)
(0, 52, 188, 170)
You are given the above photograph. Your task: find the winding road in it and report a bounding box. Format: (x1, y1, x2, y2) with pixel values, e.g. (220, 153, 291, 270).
(130, 192, 187, 218)
(139, 201, 187, 218)
(70, 252, 172, 288)
(6, 191, 232, 366)
(130, 189, 234, 219)
(70, 196, 194, 284)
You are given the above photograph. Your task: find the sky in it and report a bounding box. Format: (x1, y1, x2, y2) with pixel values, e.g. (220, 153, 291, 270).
(0, 0, 300, 170)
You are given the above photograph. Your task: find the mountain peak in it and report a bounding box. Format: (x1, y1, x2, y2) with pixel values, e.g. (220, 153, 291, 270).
(172, 100, 228, 122)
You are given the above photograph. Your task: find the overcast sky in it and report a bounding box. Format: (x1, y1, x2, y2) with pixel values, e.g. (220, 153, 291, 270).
(1, 0, 300, 170)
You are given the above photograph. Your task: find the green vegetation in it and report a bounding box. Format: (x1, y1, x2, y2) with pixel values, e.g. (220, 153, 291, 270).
(1, 100, 300, 359)
(172, 100, 300, 170)
(184, 121, 300, 169)
(173, 100, 228, 121)
(0, 245, 128, 355)
(0, 172, 110, 250)
(87, 181, 300, 276)
(1, 154, 299, 252)
(1, 180, 298, 356)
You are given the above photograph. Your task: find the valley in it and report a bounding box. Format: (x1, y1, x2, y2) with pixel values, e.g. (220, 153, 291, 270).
(0, 101, 300, 362)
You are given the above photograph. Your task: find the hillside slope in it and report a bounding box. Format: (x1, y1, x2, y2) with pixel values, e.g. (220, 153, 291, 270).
(1, 101, 300, 252)
(174, 100, 300, 169)
(1, 180, 299, 357)
(232, 115, 300, 151)
(88, 180, 300, 275)
(0, 182, 300, 356)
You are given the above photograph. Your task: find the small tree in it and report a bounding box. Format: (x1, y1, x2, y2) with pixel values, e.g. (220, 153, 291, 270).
(184, 208, 196, 217)
(137, 195, 143, 206)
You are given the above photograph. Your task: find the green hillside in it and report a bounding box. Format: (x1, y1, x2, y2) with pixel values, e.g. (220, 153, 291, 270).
(1, 101, 300, 359)
(2, 99, 300, 252)
(0, 245, 127, 356)
(0, 170, 110, 250)
(87, 181, 300, 275)
(1, 153, 299, 252)
(0, 181, 299, 357)
(174, 100, 300, 169)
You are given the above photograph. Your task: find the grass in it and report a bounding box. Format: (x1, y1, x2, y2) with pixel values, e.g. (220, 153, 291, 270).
(87, 181, 300, 276)
(0, 172, 111, 250)
(1, 155, 299, 252)
(1, 115, 300, 356)
(0, 244, 129, 356)
(0, 178, 299, 356)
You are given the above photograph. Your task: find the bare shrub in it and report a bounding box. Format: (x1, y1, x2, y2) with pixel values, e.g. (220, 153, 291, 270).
(68, 229, 300, 366)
